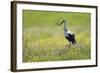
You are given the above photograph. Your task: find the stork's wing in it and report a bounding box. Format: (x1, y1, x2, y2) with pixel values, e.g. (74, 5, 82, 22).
(67, 31, 74, 34)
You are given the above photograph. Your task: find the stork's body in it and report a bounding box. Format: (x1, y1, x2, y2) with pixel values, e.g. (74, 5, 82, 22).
(59, 20, 76, 46)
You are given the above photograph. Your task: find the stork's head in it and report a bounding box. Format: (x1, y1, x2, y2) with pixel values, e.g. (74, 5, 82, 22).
(58, 19, 66, 25)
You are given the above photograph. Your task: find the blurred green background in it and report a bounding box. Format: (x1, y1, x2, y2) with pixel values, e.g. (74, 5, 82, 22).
(23, 10, 91, 62)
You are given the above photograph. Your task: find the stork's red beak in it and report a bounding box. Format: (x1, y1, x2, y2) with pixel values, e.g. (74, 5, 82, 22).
(59, 20, 65, 25)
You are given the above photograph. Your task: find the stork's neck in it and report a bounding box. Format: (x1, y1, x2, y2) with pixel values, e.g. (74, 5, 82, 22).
(64, 20, 68, 32)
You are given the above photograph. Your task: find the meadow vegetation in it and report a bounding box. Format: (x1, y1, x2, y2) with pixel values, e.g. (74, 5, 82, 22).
(23, 10, 91, 62)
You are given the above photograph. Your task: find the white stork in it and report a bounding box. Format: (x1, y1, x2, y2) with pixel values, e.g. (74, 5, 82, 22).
(59, 19, 76, 46)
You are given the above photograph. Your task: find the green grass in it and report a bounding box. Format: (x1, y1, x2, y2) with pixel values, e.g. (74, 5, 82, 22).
(22, 10, 91, 62)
